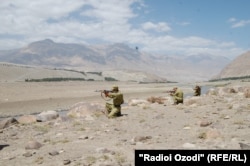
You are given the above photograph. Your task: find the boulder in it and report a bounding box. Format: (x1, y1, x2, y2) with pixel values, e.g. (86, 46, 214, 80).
(36, 110, 59, 122)
(185, 96, 203, 106)
(25, 140, 43, 150)
(0, 118, 18, 129)
(67, 102, 103, 118)
(128, 99, 149, 106)
(17, 115, 37, 124)
(206, 88, 217, 96)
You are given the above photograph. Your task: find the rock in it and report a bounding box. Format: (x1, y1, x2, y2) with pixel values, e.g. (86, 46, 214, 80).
(185, 96, 203, 106)
(49, 150, 59, 156)
(35, 157, 44, 164)
(217, 87, 229, 96)
(78, 135, 89, 140)
(128, 99, 149, 106)
(96, 147, 114, 154)
(206, 88, 217, 96)
(183, 126, 191, 130)
(23, 152, 33, 157)
(239, 143, 250, 149)
(36, 110, 59, 122)
(132, 136, 152, 143)
(17, 115, 37, 124)
(67, 102, 103, 118)
(200, 120, 212, 127)
(182, 143, 196, 149)
(0, 118, 18, 129)
(228, 88, 237, 93)
(147, 96, 166, 104)
(25, 140, 43, 150)
(63, 159, 71, 165)
(205, 129, 221, 139)
(56, 115, 70, 122)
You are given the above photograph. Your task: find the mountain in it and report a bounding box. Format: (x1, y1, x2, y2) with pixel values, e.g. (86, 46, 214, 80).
(0, 39, 231, 82)
(213, 51, 250, 79)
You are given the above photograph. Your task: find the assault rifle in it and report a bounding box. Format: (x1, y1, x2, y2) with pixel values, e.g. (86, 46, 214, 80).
(95, 89, 112, 101)
(95, 89, 112, 93)
(163, 90, 175, 94)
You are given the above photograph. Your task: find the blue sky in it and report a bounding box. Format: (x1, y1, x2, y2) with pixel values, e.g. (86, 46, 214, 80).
(0, 0, 249, 59)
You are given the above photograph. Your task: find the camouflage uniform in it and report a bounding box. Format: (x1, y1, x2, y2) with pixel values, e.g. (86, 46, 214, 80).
(193, 85, 201, 96)
(105, 86, 124, 118)
(172, 88, 184, 104)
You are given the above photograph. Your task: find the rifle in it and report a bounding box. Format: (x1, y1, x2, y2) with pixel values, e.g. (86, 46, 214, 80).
(95, 90, 112, 93)
(95, 89, 112, 101)
(164, 90, 175, 94)
(163, 90, 176, 96)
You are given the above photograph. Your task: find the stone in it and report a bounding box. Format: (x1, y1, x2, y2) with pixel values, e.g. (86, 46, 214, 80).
(23, 152, 33, 157)
(17, 115, 37, 124)
(128, 99, 149, 106)
(67, 102, 103, 118)
(132, 136, 152, 143)
(36, 110, 59, 122)
(200, 120, 212, 127)
(63, 159, 71, 165)
(239, 143, 250, 149)
(0, 118, 18, 129)
(182, 143, 196, 149)
(25, 140, 43, 150)
(49, 150, 59, 156)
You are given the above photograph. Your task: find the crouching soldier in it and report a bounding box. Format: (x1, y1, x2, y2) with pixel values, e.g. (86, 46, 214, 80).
(170, 87, 184, 105)
(193, 85, 201, 96)
(103, 86, 124, 118)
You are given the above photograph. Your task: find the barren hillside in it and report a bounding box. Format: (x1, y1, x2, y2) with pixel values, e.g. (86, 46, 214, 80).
(0, 62, 166, 83)
(214, 51, 250, 79)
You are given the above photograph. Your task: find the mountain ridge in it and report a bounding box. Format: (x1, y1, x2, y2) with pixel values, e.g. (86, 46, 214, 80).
(213, 51, 250, 79)
(0, 39, 231, 82)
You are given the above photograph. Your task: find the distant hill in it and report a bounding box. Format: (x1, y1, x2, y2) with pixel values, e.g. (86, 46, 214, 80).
(0, 39, 231, 82)
(212, 51, 250, 80)
(0, 62, 167, 83)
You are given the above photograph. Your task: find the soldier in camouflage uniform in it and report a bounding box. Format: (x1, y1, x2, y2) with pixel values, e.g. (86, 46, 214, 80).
(104, 86, 124, 118)
(193, 85, 201, 96)
(170, 87, 184, 105)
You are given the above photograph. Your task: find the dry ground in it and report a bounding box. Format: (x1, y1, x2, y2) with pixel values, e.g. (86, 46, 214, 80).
(0, 81, 250, 166)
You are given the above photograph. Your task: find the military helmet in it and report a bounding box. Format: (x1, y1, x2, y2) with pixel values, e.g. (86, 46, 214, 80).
(112, 85, 119, 91)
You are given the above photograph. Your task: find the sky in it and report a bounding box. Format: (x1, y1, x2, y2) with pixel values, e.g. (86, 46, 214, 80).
(0, 0, 250, 59)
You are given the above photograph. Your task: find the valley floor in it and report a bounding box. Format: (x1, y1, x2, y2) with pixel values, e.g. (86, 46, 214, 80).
(0, 80, 250, 165)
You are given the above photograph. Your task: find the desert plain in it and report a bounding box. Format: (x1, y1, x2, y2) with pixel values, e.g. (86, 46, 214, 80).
(0, 80, 250, 166)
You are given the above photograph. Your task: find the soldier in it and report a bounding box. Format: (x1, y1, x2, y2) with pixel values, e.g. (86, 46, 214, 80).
(169, 87, 184, 105)
(103, 86, 124, 118)
(193, 85, 201, 96)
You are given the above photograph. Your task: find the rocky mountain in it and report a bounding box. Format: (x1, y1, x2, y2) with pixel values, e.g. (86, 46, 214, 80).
(213, 51, 250, 79)
(0, 39, 231, 82)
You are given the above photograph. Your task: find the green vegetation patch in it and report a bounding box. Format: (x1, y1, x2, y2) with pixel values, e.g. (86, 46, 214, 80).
(209, 75, 250, 82)
(25, 77, 86, 82)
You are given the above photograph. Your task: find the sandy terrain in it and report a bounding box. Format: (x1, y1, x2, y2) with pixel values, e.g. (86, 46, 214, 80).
(0, 80, 250, 165)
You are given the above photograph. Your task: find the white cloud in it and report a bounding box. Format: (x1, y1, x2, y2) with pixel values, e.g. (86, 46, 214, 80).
(231, 20, 250, 28)
(141, 21, 171, 32)
(0, 0, 246, 59)
(228, 17, 250, 28)
(178, 22, 190, 26)
(228, 17, 236, 22)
